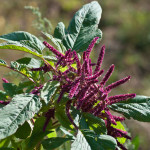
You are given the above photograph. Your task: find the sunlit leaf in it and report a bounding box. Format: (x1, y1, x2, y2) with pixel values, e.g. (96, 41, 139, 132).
(54, 1, 102, 52)
(42, 137, 72, 150)
(0, 31, 45, 54)
(110, 95, 150, 122)
(0, 94, 41, 140)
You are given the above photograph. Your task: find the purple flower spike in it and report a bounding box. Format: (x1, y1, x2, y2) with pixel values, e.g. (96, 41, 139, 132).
(84, 58, 90, 75)
(66, 100, 78, 130)
(65, 49, 71, 58)
(2, 78, 9, 83)
(86, 37, 99, 59)
(69, 78, 80, 98)
(43, 108, 55, 132)
(56, 57, 64, 67)
(31, 85, 43, 95)
(77, 79, 98, 100)
(31, 64, 52, 73)
(94, 45, 105, 74)
(83, 51, 87, 61)
(43, 41, 64, 58)
(100, 64, 115, 86)
(0, 101, 9, 105)
(73, 51, 81, 75)
(57, 90, 65, 103)
(113, 116, 125, 121)
(89, 59, 93, 75)
(117, 141, 128, 150)
(79, 90, 98, 108)
(108, 93, 136, 104)
(105, 110, 117, 125)
(85, 70, 104, 80)
(48, 36, 136, 150)
(105, 76, 131, 92)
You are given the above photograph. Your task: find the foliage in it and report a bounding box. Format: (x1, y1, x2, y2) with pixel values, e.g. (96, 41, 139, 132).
(25, 6, 53, 34)
(0, 1, 148, 150)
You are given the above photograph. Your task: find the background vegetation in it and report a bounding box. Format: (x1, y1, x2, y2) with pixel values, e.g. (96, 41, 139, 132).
(0, 0, 149, 149)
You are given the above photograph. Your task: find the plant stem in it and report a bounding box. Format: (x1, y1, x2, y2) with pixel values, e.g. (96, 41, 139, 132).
(1, 65, 35, 83)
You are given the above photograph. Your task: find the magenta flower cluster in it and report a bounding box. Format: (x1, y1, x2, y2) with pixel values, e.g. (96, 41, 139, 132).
(42, 38, 136, 150)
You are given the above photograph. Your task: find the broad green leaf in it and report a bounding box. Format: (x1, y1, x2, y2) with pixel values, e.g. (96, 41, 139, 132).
(42, 137, 72, 150)
(110, 95, 150, 122)
(0, 31, 44, 54)
(54, 22, 65, 40)
(0, 94, 41, 140)
(111, 121, 126, 144)
(15, 121, 31, 139)
(60, 127, 75, 139)
(71, 130, 91, 150)
(16, 57, 43, 68)
(0, 42, 42, 57)
(83, 130, 117, 150)
(0, 59, 7, 67)
(24, 117, 52, 150)
(55, 106, 72, 130)
(79, 115, 89, 130)
(10, 61, 31, 77)
(83, 113, 107, 134)
(43, 56, 57, 62)
(41, 81, 59, 105)
(3, 83, 22, 97)
(96, 134, 117, 150)
(43, 32, 66, 53)
(54, 1, 102, 52)
(17, 81, 34, 91)
(71, 130, 117, 150)
(47, 129, 57, 138)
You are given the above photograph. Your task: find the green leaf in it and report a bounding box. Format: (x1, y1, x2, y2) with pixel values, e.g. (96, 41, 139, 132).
(54, 1, 102, 52)
(0, 31, 44, 54)
(71, 130, 117, 150)
(10, 61, 31, 77)
(41, 81, 59, 105)
(15, 121, 31, 139)
(83, 113, 107, 134)
(3, 83, 22, 97)
(24, 117, 52, 150)
(96, 134, 117, 150)
(110, 95, 150, 122)
(54, 22, 66, 40)
(43, 32, 66, 53)
(42, 137, 72, 150)
(43, 56, 57, 62)
(60, 127, 75, 139)
(55, 106, 72, 130)
(0, 42, 42, 57)
(17, 81, 34, 92)
(71, 130, 91, 150)
(0, 59, 7, 67)
(0, 94, 41, 140)
(16, 57, 43, 68)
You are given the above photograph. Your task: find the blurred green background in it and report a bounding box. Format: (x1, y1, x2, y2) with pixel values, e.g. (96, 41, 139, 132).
(0, 0, 150, 149)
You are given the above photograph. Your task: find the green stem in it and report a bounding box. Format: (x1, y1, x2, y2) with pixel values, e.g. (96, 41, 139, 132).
(1, 65, 35, 83)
